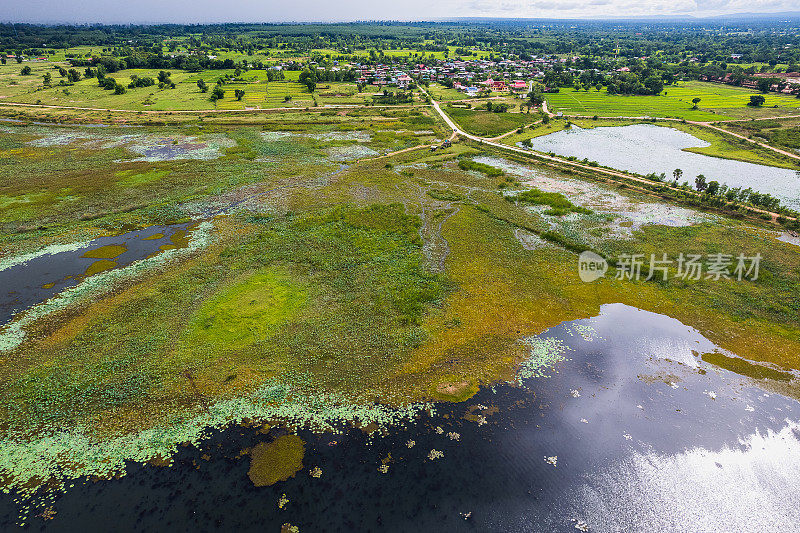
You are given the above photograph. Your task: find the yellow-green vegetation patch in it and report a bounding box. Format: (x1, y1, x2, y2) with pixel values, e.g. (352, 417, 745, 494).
(0, 192, 49, 209)
(114, 169, 172, 187)
(83, 259, 117, 277)
(432, 379, 481, 402)
(702, 352, 794, 382)
(247, 435, 305, 487)
(181, 268, 308, 354)
(82, 244, 127, 259)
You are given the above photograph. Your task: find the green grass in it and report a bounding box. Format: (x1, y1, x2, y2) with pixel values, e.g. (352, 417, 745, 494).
(458, 158, 504, 177)
(701, 352, 793, 381)
(2, 120, 800, 500)
(545, 81, 800, 121)
(180, 267, 309, 355)
(446, 106, 543, 137)
(506, 187, 592, 216)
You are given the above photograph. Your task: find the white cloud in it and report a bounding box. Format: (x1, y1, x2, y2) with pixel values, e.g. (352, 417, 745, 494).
(6, 0, 800, 23)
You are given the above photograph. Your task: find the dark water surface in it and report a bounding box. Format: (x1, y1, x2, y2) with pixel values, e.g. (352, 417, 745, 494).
(2, 304, 798, 532)
(0, 223, 191, 326)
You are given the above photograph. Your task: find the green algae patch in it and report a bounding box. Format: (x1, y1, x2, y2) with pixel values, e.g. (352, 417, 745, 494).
(84, 259, 117, 277)
(182, 268, 308, 352)
(247, 435, 305, 487)
(142, 233, 164, 241)
(159, 230, 190, 251)
(702, 352, 794, 382)
(82, 245, 127, 260)
(114, 169, 171, 187)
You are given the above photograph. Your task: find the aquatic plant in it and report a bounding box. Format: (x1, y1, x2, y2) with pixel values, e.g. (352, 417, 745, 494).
(427, 449, 444, 460)
(278, 494, 289, 509)
(516, 336, 571, 384)
(248, 435, 305, 487)
(0, 221, 214, 352)
(0, 378, 434, 499)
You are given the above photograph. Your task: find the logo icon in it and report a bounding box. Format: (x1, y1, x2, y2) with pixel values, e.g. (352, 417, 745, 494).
(578, 251, 608, 282)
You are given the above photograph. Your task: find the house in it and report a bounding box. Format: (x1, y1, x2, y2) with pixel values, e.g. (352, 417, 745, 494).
(396, 74, 412, 89)
(510, 80, 528, 92)
(481, 78, 507, 91)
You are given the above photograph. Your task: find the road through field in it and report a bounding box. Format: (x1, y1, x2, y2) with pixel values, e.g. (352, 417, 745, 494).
(420, 87, 795, 222)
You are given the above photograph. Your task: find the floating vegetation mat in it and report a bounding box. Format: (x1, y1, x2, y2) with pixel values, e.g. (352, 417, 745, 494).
(516, 335, 571, 383)
(325, 145, 380, 161)
(0, 221, 214, 352)
(479, 156, 711, 237)
(7, 125, 236, 162)
(0, 380, 432, 502)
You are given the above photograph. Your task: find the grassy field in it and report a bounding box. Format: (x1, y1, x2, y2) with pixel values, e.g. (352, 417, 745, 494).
(0, 64, 374, 110)
(445, 106, 543, 137)
(545, 81, 800, 121)
(1, 114, 800, 502)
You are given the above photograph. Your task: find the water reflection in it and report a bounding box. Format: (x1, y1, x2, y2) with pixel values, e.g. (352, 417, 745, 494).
(3, 304, 797, 532)
(524, 124, 800, 209)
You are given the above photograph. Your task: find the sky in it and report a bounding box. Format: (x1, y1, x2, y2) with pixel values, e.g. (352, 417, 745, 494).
(6, 0, 800, 24)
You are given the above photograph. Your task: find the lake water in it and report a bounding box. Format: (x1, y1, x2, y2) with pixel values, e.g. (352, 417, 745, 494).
(5, 304, 798, 532)
(523, 124, 800, 209)
(0, 223, 191, 327)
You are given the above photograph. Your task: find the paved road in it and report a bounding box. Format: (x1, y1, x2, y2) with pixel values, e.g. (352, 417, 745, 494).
(421, 87, 795, 222)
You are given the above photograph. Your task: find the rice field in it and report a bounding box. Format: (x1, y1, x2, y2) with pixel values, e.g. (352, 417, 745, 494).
(545, 81, 800, 120)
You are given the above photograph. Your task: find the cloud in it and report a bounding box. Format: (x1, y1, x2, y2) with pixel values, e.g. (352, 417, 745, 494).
(7, 0, 800, 23)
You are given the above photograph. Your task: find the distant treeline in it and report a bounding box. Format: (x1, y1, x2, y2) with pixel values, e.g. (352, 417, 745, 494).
(4, 20, 800, 66)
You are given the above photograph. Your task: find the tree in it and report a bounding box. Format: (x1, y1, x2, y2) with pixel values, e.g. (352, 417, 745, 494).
(748, 95, 766, 107)
(527, 87, 544, 106)
(672, 168, 683, 183)
(695, 174, 707, 191)
(706, 180, 720, 196)
(157, 70, 171, 83)
(20, 66, 31, 75)
(114, 84, 126, 95)
(756, 78, 774, 93)
(210, 85, 225, 101)
(691, 97, 701, 109)
(235, 89, 245, 101)
(304, 79, 316, 93)
(196, 79, 208, 93)
(42, 72, 51, 85)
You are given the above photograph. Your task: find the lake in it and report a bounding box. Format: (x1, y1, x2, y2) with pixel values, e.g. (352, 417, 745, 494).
(523, 124, 800, 209)
(6, 304, 798, 532)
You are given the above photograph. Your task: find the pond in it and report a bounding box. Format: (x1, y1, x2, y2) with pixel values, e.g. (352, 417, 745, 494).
(0, 223, 192, 327)
(523, 124, 800, 209)
(5, 304, 797, 532)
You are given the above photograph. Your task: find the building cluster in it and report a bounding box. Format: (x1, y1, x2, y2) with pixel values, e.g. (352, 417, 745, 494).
(408, 57, 555, 94)
(700, 71, 800, 94)
(345, 56, 558, 93)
